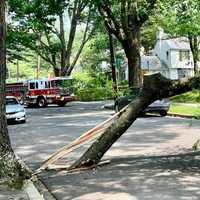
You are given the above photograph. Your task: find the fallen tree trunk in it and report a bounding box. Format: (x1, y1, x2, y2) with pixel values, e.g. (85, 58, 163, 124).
(39, 111, 119, 170)
(69, 73, 200, 169)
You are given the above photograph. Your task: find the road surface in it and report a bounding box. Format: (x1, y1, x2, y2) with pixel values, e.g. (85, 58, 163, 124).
(8, 101, 200, 200)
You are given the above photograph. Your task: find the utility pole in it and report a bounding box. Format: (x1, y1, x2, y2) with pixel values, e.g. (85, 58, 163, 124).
(36, 54, 41, 79)
(108, 30, 118, 101)
(16, 59, 19, 82)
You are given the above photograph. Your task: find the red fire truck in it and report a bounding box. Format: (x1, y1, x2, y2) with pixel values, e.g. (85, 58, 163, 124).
(6, 82, 27, 102)
(6, 77, 75, 107)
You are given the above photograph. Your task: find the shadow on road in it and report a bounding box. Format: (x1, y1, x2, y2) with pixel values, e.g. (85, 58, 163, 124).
(40, 152, 200, 200)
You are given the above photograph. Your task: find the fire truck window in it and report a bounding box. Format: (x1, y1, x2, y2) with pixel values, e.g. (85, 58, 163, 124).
(35, 82, 38, 89)
(39, 81, 45, 89)
(29, 82, 35, 89)
(51, 81, 57, 88)
(45, 81, 49, 88)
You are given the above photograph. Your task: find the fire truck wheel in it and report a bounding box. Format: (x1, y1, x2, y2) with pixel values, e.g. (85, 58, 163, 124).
(37, 97, 47, 107)
(58, 102, 66, 107)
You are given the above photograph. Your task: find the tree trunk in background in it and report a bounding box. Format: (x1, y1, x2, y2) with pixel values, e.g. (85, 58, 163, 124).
(189, 36, 200, 74)
(0, 1, 29, 187)
(69, 73, 200, 169)
(108, 31, 118, 100)
(62, 0, 79, 76)
(59, 13, 66, 76)
(122, 28, 142, 88)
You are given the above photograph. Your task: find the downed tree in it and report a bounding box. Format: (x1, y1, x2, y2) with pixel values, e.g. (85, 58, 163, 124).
(39, 111, 120, 171)
(69, 73, 200, 170)
(40, 73, 200, 171)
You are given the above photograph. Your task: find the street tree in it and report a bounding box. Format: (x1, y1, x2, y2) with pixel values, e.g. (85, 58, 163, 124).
(8, 0, 93, 76)
(0, 0, 29, 187)
(92, 0, 158, 87)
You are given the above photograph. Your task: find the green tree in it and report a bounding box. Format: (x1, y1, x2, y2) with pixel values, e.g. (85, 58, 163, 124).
(8, 0, 93, 76)
(161, 0, 200, 74)
(93, 0, 158, 87)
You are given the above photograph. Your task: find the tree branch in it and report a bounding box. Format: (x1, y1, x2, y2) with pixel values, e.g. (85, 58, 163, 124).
(137, 0, 157, 25)
(98, 2, 125, 42)
(67, 8, 93, 75)
(120, 1, 129, 35)
(65, 0, 80, 73)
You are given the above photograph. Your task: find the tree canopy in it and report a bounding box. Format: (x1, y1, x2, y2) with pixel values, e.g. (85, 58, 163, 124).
(8, 0, 93, 76)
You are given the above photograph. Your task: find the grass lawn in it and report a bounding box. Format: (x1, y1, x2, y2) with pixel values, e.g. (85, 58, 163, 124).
(169, 103, 200, 117)
(170, 90, 200, 103)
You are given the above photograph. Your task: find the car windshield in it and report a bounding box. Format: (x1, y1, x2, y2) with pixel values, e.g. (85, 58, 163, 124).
(6, 98, 18, 105)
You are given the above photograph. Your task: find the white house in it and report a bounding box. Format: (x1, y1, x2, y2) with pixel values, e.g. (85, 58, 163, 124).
(153, 29, 198, 80)
(123, 29, 200, 81)
(141, 55, 161, 73)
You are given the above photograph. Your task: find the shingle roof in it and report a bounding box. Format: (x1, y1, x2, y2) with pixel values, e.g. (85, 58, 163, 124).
(165, 37, 191, 50)
(141, 55, 161, 70)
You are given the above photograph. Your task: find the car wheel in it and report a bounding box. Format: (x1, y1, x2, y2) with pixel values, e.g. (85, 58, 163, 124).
(37, 97, 47, 108)
(21, 119, 26, 123)
(159, 110, 167, 117)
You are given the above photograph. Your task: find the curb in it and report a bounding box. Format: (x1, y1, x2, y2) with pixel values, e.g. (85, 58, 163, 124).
(16, 154, 57, 200)
(23, 173, 57, 200)
(167, 112, 200, 119)
(104, 104, 199, 120)
(32, 176, 57, 200)
(23, 180, 45, 200)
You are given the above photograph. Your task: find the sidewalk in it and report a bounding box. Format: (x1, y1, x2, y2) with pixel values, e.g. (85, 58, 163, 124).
(0, 178, 56, 200)
(0, 186, 29, 200)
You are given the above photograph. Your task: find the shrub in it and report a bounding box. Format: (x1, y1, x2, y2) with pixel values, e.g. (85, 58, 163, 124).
(73, 71, 114, 101)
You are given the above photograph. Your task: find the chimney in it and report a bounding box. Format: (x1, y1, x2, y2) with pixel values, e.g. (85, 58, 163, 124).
(157, 27, 164, 40)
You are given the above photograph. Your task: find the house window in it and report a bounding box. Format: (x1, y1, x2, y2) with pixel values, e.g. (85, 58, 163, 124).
(179, 50, 190, 61)
(166, 51, 169, 60)
(177, 69, 191, 79)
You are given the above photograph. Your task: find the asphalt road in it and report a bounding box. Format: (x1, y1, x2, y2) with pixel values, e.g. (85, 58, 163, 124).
(8, 101, 200, 200)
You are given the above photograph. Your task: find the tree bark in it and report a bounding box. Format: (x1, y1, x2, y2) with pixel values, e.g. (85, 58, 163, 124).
(0, 1, 30, 187)
(61, 0, 79, 76)
(59, 13, 66, 76)
(108, 31, 118, 99)
(189, 36, 200, 74)
(69, 73, 200, 169)
(66, 6, 92, 76)
(122, 28, 142, 88)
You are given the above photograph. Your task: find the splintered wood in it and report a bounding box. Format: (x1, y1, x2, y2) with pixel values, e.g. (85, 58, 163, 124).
(38, 109, 124, 172)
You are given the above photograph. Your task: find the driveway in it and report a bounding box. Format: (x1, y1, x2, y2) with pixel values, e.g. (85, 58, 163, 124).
(8, 101, 200, 200)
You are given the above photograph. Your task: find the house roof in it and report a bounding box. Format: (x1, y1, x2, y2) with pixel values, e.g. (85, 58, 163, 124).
(141, 55, 161, 70)
(165, 37, 191, 50)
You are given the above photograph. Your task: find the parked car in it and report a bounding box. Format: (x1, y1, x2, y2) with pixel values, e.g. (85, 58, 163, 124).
(114, 96, 170, 116)
(6, 96, 26, 123)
